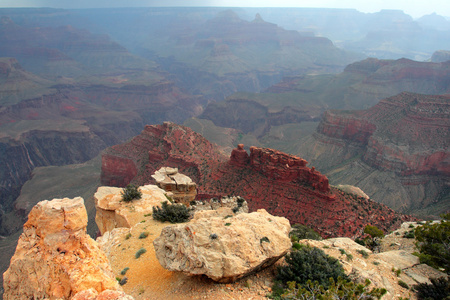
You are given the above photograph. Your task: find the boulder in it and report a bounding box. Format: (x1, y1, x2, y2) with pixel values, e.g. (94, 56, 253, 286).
(3, 197, 124, 300)
(95, 185, 168, 235)
(151, 167, 197, 206)
(153, 208, 291, 283)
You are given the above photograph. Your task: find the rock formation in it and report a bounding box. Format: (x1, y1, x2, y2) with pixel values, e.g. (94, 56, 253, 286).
(153, 208, 291, 283)
(299, 92, 449, 217)
(95, 185, 168, 235)
(151, 167, 197, 205)
(101, 122, 413, 238)
(300, 223, 447, 299)
(3, 197, 128, 299)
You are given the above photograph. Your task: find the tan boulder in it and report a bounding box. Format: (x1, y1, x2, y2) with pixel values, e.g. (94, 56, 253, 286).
(153, 208, 291, 283)
(3, 197, 123, 300)
(151, 167, 197, 206)
(95, 185, 168, 235)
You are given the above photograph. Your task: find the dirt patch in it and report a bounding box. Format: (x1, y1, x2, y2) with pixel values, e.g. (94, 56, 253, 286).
(106, 217, 279, 299)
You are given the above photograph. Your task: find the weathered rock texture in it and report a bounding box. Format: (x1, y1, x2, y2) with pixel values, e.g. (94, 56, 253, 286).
(152, 167, 197, 205)
(3, 197, 123, 300)
(101, 122, 413, 238)
(299, 92, 449, 217)
(300, 225, 447, 300)
(153, 208, 291, 283)
(95, 185, 168, 235)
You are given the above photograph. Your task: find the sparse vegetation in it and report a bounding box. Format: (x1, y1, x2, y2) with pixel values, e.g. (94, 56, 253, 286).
(363, 225, 384, 250)
(225, 222, 231, 226)
(414, 213, 450, 274)
(135, 248, 147, 259)
(289, 224, 322, 242)
(398, 280, 409, 289)
(121, 184, 142, 202)
(125, 233, 132, 240)
(152, 201, 190, 223)
(210, 233, 218, 240)
(120, 267, 129, 275)
(414, 276, 450, 300)
(272, 245, 348, 298)
(139, 232, 149, 239)
(277, 277, 386, 300)
(357, 249, 370, 258)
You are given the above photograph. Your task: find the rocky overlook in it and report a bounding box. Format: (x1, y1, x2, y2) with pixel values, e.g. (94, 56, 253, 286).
(299, 92, 449, 217)
(101, 122, 413, 238)
(3, 197, 132, 299)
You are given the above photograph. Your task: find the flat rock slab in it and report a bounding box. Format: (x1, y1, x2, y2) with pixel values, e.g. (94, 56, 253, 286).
(374, 250, 419, 270)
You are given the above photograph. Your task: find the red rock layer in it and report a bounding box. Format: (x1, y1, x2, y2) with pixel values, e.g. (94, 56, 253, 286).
(317, 92, 450, 177)
(101, 122, 412, 238)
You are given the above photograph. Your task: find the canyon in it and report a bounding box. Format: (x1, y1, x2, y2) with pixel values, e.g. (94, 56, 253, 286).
(101, 122, 413, 239)
(297, 92, 449, 217)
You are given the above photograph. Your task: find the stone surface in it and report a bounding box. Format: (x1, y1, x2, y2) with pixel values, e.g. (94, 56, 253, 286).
(2, 197, 123, 300)
(153, 208, 291, 283)
(72, 289, 135, 300)
(300, 234, 447, 300)
(335, 185, 369, 199)
(100, 122, 413, 238)
(95, 185, 168, 235)
(151, 167, 197, 206)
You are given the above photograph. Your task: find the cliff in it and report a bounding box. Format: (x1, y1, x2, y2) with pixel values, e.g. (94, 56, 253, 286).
(101, 122, 412, 238)
(199, 58, 450, 137)
(3, 197, 132, 299)
(300, 92, 449, 217)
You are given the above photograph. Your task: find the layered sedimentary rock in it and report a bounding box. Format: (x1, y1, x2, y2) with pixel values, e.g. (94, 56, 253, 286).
(94, 185, 168, 235)
(101, 122, 412, 238)
(153, 208, 291, 283)
(3, 197, 124, 299)
(151, 167, 197, 205)
(301, 92, 449, 215)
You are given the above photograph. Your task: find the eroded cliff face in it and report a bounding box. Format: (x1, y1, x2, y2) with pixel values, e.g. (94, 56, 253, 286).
(302, 92, 449, 216)
(3, 197, 127, 300)
(101, 122, 412, 238)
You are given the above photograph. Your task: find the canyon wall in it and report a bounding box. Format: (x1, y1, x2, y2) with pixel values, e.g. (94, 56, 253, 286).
(101, 122, 412, 238)
(300, 92, 449, 217)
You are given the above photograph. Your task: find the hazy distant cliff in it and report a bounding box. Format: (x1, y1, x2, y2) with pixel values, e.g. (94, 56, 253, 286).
(299, 92, 449, 217)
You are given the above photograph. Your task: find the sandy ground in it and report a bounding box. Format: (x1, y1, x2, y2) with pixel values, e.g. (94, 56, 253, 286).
(106, 217, 278, 300)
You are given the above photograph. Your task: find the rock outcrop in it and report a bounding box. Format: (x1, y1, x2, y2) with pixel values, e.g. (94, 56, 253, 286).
(101, 122, 413, 238)
(151, 167, 197, 205)
(3, 197, 126, 299)
(153, 208, 291, 283)
(300, 92, 449, 216)
(95, 185, 168, 235)
(300, 224, 447, 299)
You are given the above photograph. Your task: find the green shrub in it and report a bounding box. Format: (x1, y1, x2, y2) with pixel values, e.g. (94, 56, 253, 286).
(414, 213, 450, 274)
(404, 230, 415, 239)
(398, 280, 409, 289)
(135, 248, 146, 259)
(414, 276, 450, 300)
(275, 246, 348, 291)
(138, 232, 149, 239)
(363, 225, 384, 250)
(152, 201, 190, 223)
(278, 277, 386, 300)
(289, 224, 322, 241)
(225, 222, 231, 226)
(292, 242, 303, 250)
(121, 184, 142, 202)
(357, 249, 370, 258)
(120, 267, 130, 275)
(125, 233, 132, 240)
